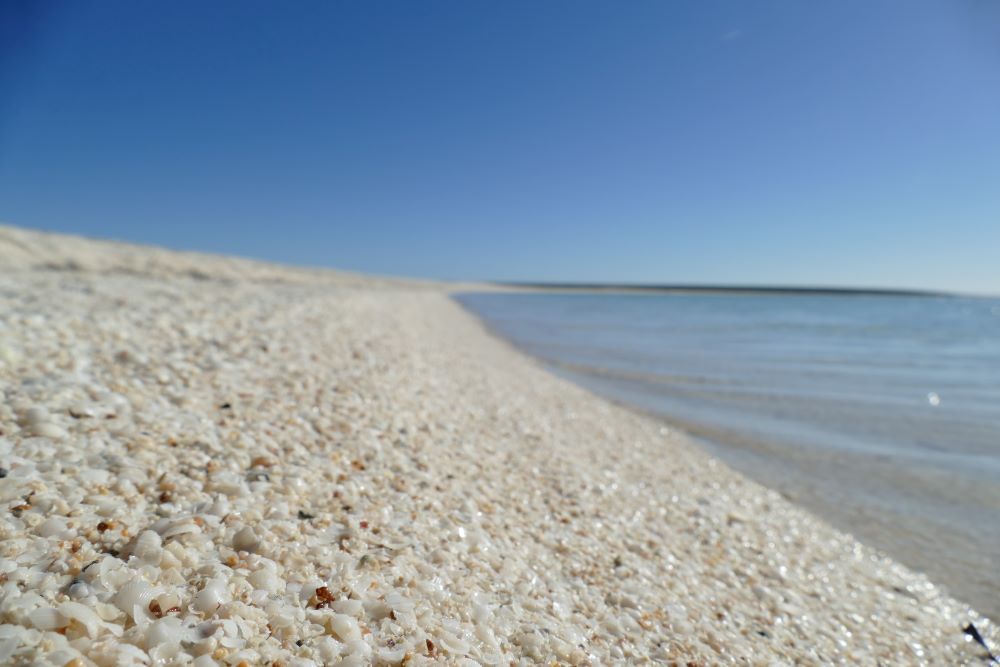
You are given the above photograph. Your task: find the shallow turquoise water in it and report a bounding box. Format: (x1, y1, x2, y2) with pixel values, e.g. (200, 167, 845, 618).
(456, 291, 1000, 619)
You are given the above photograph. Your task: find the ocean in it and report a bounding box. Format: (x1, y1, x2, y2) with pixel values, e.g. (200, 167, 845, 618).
(456, 291, 1000, 620)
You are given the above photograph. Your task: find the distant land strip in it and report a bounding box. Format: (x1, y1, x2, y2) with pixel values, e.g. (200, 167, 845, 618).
(497, 283, 950, 297)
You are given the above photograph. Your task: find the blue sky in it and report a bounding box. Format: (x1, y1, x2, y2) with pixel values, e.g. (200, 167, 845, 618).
(1, 1, 998, 292)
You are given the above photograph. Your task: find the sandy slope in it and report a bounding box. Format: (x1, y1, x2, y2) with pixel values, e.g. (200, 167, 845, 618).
(0, 225, 995, 665)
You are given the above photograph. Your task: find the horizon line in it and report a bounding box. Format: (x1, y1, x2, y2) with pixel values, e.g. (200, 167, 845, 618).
(496, 282, 956, 297)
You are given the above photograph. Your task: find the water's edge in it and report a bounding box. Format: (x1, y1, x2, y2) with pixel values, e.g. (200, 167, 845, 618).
(452, 292, 1000, 622)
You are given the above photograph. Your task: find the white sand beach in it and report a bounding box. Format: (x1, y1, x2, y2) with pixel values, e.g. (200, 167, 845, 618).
(0, 225, 995, 665)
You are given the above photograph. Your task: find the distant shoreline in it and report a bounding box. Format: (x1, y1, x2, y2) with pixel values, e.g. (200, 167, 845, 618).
(497, 282, 951, 297)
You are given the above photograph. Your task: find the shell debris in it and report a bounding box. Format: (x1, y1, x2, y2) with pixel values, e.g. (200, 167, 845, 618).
(0, 224, 995, 665)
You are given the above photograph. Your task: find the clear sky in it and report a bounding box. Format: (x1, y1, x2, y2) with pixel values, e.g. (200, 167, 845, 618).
(1, 1, 998, 293)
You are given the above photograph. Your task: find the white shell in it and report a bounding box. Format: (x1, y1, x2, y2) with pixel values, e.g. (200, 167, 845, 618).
(192, 578, 230, 613)
(113, 579, 157, 619)
(68, 581, 91, 599)
(34, 517, 68, 539)
(59, 601, 106, 638)
(133, 529, 163, 563)
(148, 641, 181, 662)
(315, 636, 345, 662)
(160, 518, 201, 540)
(146, 616, 182, 648)
(331, 599, 362, 616)
(336, 657, 367, 667)
(329, 614, 361, 642)
(265, 601, 296, 629)
(436, 629, 471, 655)
(343, 639, 372, 658)
(385, 592, 414, 613)
(28, 606, 67, 631)
(298, 581, 324, 604)
(248, 568, 279, 593)
(375, 646, 408, 664)
(232, 526, 259, 552)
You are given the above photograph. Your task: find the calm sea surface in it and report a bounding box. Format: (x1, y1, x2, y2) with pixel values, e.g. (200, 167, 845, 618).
(456, 292, 1000, 620)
